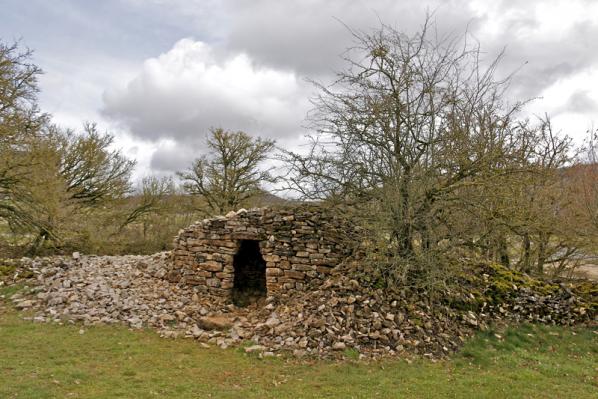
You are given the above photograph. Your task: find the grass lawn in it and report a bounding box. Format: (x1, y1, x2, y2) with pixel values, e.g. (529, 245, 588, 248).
(0, 290, 596, 398)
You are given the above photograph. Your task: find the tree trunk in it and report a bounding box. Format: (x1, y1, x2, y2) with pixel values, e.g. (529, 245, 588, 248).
(28, 229, 49, 256)
(497, 234, 510, 268)
(536, 232, 548, 275)
(396, 178, 414, 257)
(521, 233, 532, 273)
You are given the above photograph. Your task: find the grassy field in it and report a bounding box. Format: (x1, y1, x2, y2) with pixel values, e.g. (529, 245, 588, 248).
(0, 290, 597, 398)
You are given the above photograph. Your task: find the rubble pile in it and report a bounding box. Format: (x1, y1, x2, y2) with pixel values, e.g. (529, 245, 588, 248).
(6, 254, 225, 335)
(4, 253, 596, 359)
(459, 262, 595, 325)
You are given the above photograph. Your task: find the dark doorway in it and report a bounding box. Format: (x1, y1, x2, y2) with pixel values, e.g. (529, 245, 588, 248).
(232, 240, 267, 306)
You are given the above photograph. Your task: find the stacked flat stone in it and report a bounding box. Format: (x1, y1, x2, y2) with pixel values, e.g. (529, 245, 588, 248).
(168, 206, 356, 298)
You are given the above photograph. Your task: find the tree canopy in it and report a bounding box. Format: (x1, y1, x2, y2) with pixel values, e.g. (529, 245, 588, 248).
(178, 128, 275, 215)
(282, 19, 585, 285)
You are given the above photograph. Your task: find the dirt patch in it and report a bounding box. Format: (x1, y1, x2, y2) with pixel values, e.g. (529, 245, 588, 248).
(574, 264, 598, 281)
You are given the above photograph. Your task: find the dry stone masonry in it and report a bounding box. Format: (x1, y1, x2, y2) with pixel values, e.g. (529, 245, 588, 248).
(168, 206, 357, 303)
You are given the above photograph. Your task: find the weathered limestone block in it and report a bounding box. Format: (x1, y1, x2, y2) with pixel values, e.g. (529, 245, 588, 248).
(284, 270, 305, 280)
(279, 260, 292, 270)
(223, 265, 234, 273)
(206, 278, 221, 288)
(184, 277, 206, 286)
(211, 240, 237, 248)
(311, 258, 337, 266)
(202, 261, 223, 272)
(221, 280, 233, 289)
(266, 268, 283, 276)
(316, 266, 333, 274)
(263, 254, 280, 262)
(294, 264, 315, 272)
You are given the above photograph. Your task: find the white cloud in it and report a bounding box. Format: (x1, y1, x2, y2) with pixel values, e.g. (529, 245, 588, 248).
(102, 38, 311, 172)
(103, 38, 310, 141)
(524, 68, 598, 139)
(225, 0, 473, 76)
(8, 0, 596, 178)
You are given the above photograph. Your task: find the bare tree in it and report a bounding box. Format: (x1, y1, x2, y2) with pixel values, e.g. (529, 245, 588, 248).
(0, 40, 49, 232)
(19, 123, 136, 253)
(120, 176, 175, 236)
(58, 122, 135, 206)
(282, 18, 577, 284)
(178, 128, 275, 214)
(285, 19, 529, 254)
(584, 129, 598, 233)
(0, 41, 46, 144)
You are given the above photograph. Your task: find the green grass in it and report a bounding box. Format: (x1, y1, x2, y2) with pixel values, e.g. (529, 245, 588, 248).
(0, 292, 596, 398)
(0, 282, 27, 299)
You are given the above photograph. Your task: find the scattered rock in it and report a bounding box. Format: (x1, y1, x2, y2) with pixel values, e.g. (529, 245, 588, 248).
(265, 313, 280, 327)
(3, 251, 595, 360)
(244, 345, 266, 353)
(197, 316, 233, 331)
(332, 342, 346, 350)
(191, 324, 203, 338)
(15, 299, 34, 309)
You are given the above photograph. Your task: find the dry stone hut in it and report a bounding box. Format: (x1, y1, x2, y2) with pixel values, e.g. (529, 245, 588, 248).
(168, 206, 357, 305)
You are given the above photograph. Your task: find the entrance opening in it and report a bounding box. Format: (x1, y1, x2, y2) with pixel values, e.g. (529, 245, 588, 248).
(232, 240, 267, 306)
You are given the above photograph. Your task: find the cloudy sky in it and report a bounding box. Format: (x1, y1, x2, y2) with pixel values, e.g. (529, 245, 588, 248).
(2, 0, 597, 181)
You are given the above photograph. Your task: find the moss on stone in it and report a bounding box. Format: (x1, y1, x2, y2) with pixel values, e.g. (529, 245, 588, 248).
(0, 264, 17, 277)
(568, 280, 598, 312)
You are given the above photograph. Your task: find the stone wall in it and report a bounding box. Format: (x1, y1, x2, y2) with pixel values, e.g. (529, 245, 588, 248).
(168, 206, 356, 299)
